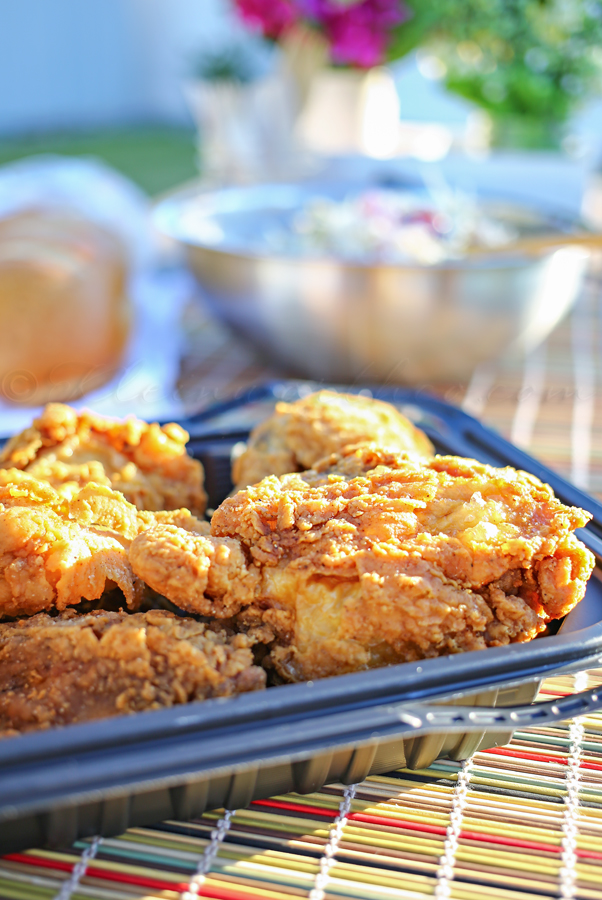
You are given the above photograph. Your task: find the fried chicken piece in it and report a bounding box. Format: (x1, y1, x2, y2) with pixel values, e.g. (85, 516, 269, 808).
(0, 475, 209, 619)
(131, 525, 259, 620)
(0, 609, 266, 735)
(0, 477, 140, 617)
(70, 480, 210, 541)
(232, 390, 434, 490)
(0, 403, 206, 515)
(131, 446, 594, 682)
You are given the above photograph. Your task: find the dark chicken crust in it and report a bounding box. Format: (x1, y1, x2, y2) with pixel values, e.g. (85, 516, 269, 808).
(130, 446, 595, 683)
(0, 609, 266, 735)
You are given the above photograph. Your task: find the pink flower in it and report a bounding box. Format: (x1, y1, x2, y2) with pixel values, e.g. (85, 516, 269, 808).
(234, 0, 298, 39)
(324, 0, 408, 68)
(234, 0, 409, 67)
(329, 7, 393, 68)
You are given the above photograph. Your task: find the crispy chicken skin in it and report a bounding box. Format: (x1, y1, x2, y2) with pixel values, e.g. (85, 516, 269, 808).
(130, 525, 260, 620)
(0, 403, 206, 515)
(0, 609, 265, 735)
(0, 474, 209, 619)
(232, 390, 434, 490)
(131, 447, 594, 682)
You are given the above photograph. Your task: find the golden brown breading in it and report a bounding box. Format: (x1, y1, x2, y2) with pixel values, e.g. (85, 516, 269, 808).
(0, 475, 209, 619)
(0, 403, 206, 515)
(130, 525, 259, 619)
(0, 609, 265, 735)
(131, 446, 594, 682)
(0, 478, 140, 617)
(70, 481, 210, 541)
(231, 390, 434, 490)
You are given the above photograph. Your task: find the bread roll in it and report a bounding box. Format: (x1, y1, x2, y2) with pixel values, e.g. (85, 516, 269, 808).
(0, 209, 130, 405)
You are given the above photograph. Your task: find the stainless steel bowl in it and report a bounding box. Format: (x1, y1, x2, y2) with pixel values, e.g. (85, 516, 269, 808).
(154, 181, 588, 384)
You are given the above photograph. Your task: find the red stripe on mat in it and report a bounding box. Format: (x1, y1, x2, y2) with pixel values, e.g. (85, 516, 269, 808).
(3, 853, 264, 898)
(482, 747, 602, 771)
(4, 854, 180, 890)
(251, 802, 602, 859)
(458, 831, 602, 859)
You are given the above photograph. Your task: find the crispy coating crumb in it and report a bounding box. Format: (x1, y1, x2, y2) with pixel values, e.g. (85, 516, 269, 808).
(0, 609, 265, 735)
(0, 475, 209, 618)
(232, 390, 433, 490)
(130, 525, 259, 618)
(0, 478, 140, 616)
(132, 446, 594, 682)
(71, 481, 210, 541)
(0, 403, 206, 515)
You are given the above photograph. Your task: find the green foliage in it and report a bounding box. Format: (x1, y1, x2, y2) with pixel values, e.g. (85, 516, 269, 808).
(191, 39, 269, 84)
(397, 0, 602, 123)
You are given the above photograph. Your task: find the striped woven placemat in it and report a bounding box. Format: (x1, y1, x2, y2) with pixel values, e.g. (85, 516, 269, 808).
(3, 267, 602, 900)
(1, 670, 601, 899)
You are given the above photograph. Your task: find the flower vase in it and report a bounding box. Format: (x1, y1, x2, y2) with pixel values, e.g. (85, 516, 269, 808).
(280, 24, 402, 159)
(280, 24, 330, 111)
(296, 66, 401, 158)
(184, 75, 300, 185)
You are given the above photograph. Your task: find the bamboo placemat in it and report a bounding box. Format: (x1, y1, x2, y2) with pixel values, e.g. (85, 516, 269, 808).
(3, 268, 602, 900)
(2, 671, 602, 899)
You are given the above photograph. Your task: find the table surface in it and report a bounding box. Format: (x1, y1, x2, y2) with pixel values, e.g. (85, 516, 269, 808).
(2, 253, 602, 900)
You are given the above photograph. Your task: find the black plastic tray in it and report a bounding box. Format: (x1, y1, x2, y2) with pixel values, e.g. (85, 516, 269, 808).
(1, 380, 602, 854)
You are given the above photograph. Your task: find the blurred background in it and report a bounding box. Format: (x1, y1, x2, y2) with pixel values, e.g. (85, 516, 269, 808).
(4, 0, 602, 184)
(0, 0, 226, 192)
(2, 0, 602, 492)
(4, 0, 602, 176)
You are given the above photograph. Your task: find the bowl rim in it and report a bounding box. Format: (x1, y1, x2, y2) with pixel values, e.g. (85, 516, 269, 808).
(153, 179, 589, 272)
